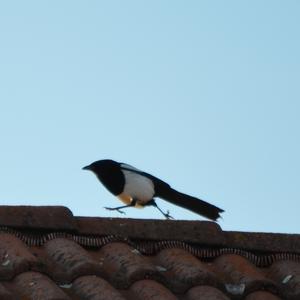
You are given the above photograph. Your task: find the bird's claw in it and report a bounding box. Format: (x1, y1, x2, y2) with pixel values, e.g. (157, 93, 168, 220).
(104, 207, 126, 215)
(164, 210, 174, 220)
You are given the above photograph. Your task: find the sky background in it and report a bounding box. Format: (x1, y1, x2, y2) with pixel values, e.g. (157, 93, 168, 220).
(0, 1, 299, 233)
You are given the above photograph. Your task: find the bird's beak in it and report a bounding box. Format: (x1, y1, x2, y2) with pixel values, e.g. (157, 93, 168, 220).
(82, 165, 91, 171)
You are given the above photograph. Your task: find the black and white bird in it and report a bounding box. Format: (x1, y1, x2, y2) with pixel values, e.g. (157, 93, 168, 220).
(82, 159, 224, 221)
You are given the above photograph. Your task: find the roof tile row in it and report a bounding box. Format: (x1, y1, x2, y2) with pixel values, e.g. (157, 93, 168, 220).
(1, 232, 300, 299)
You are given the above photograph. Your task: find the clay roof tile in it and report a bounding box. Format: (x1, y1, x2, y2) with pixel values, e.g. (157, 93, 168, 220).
(0, 205, 298, 300)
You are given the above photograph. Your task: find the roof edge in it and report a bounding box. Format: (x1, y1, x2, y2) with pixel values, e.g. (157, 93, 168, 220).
(0, 205, 77, 231)
(76, 216, 223, 245)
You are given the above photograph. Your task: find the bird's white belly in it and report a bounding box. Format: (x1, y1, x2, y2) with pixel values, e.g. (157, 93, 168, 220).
(121, 169, 155, 204)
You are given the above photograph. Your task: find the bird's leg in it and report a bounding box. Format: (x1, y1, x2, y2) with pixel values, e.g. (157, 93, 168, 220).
(104, 199, 136, 215)
(104, 206, 127, 215)
(147, 199, 174, 220)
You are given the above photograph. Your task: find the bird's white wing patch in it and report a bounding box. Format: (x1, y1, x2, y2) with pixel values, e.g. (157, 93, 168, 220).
(121, 168, 155, 204)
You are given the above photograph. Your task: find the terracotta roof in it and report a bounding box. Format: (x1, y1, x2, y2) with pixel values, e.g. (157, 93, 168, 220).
(0, 205, 299, 300)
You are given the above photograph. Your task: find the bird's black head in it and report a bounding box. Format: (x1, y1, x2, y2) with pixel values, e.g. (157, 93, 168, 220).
(83, 159, 124, 195)
(82, 159, 120, 175)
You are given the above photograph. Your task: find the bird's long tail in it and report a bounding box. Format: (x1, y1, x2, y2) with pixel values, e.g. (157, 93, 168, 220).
(157, 187, 224, 221)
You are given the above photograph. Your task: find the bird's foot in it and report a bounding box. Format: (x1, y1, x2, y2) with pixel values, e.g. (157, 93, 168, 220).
(164, 210, 174, 220)
(104, 207, 126, 215)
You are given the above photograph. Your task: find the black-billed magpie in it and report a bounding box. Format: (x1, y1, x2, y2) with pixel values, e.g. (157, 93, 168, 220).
(82, 159, 224, 220)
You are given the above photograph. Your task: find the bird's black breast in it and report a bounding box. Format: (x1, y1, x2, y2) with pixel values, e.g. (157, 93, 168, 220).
(96, 165, 125, 196)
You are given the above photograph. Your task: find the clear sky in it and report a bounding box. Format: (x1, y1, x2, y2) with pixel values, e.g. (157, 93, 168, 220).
(0, 1, 299, 233)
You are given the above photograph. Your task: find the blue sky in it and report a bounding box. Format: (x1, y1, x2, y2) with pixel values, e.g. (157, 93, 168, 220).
(0, 1, 299, 233)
